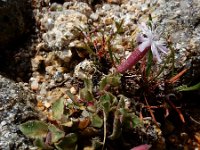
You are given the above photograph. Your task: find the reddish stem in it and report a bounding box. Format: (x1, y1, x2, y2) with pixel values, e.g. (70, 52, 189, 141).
(117, 47, 150, 73)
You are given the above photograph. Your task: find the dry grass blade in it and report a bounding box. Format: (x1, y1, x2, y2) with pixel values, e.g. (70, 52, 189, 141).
(168, 68, 188, 83)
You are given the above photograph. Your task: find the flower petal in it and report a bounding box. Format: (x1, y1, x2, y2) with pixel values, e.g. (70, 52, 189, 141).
(151, 43, 161, 62)
(136, 34, 148, 43)
(139, 22, 151, 34)
(138, 40, 151, 52)
(157, 44, 168, 54)
(137, 22, 168, 63)
(139, 22, 148, 31)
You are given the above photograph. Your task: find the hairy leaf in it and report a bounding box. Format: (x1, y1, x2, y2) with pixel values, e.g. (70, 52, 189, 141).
(55, 133, 78, 150)
(19, 120, 48, 139)
(80, 88, 94, 101)
(48, 124, 65, 143)
(52, 98, 64, 120)
(99, 75, 121, 90)
(91, 114, 103, 128)
(83, 78, 93, 92)
(34, 138, 53, 149)
(91, 137, 103, 149)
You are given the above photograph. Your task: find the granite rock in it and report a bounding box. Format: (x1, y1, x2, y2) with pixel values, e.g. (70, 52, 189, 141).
(0, 75, 38, 150)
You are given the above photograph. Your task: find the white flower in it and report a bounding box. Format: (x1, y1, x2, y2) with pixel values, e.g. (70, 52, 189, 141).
(136, 22, 168, 62)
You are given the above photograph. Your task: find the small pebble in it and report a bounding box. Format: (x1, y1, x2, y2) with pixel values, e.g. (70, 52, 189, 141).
(43, 101, 51, 108)
(1, 121, 7, 126)
(90, 13, 99, 21)
(53, 71, 64, 83)
(70, 86, 77, 94)
(31, 80, 39, 91)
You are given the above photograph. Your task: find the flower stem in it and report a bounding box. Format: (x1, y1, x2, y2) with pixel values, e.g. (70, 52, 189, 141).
(117, 47, 150, 73)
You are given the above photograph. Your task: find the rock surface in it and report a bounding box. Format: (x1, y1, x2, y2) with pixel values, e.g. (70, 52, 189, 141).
(153, 0, 200, 68)
(0, 75, 38, 150)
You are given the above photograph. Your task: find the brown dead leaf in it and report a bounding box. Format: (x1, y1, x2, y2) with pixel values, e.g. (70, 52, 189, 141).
(78, 117, 90, 129)
(194, 132, 200, 144)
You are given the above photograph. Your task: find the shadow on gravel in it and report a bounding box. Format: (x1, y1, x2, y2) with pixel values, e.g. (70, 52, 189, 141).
(0, 0, 35, 82)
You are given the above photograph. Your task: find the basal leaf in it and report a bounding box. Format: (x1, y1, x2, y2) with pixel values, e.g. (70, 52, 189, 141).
(34, 138, 53, 149)
(99, 94, 111, 115)
(99, 77, 108, 90)
(132, 115, 142, 128)
(48, 124, 65, 143)
(108, 97, 125, 140)
(91, 114, 103, 128)
(19, 120, 48, 139)
(100, 92, 117, 106)
(66, 90, 75, 101)
(111, 75, 121, 87)
(55, 133, 78, 150)
(80, 88, 94, 101)
(99, 75, 121, 90)
(91, 137, 103, 149)
(52, 98, 64, 120)
(83, 78, 93, 92)
(108, 109, 121, 140)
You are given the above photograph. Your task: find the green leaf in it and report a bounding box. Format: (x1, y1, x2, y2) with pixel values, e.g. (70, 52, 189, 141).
(113, 54, 120, 64)
(55, 133, 78, 150)
(87, 105, 96, 113)
(91, 114, 103, 128)
(66, 90, 75, 101)
(99, 76, 108, 90)
(102, 101, 110, 117)
(108, 109, 121, 140)
(100, 92, 117, 106)
(153, 44, 174, 80)
(83, 78, 93, 92)
(108, 97, 125, 140)
(118, 95, 126, 108)
(119, 108, 132, 128)
(176, 82, 200, 91)
(52, 98, 64, 120)
(91, 137, 103, 149)
(115, 19, 124, 34)
(79, 77, 94, 102)
(34, 138, 53, 150)
(48, 124, 65, 143)
(132, 115, 142, 128)
(112, 75, 121, 86)
(99, 93, 113, 115)
(146, 50, 153, 77)
(19, 120, 48, 139)
(119, 109, 142, 129)
(99, 75, 121, 90)
(99, 92, 112, 102)
(80, 88, 94, 101)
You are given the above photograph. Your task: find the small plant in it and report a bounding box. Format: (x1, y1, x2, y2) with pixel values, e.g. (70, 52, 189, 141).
(20, 19, 188, 150)
(75, 20, 123, 67)
(20, 75, 142, 150)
